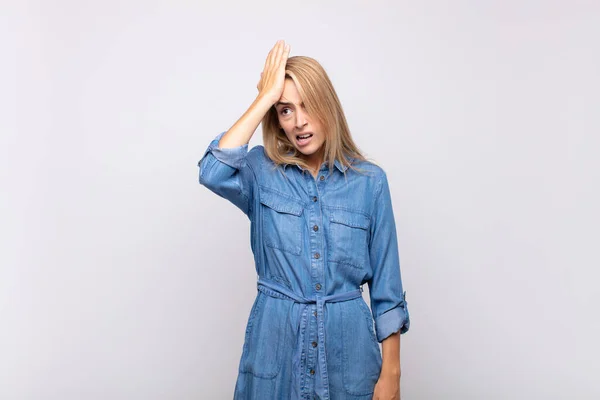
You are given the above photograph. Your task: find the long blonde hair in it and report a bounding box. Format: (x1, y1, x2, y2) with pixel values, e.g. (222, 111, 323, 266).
(262, 56, 373, 176)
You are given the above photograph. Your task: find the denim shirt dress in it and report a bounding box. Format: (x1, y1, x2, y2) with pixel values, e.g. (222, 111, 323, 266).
(198, 131, 410, 400)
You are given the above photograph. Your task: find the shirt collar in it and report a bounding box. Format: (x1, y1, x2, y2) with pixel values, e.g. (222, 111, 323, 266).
(282, 149, 353, 173)
(290, 157, 350, 173)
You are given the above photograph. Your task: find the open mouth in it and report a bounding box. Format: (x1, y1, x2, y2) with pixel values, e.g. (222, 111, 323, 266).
(296, 133, 313, 145)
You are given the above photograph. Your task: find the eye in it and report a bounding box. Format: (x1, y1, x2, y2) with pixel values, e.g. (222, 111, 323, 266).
(280, 107, 292, 116)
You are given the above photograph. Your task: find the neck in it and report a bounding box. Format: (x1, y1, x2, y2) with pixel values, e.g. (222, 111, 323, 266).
(302, 148, 325, 174)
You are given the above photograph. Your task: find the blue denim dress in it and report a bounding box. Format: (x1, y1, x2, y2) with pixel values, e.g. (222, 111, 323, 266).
(198, 131, 410, 400)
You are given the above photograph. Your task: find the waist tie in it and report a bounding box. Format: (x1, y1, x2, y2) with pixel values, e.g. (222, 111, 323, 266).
(257, 278, 363, 400)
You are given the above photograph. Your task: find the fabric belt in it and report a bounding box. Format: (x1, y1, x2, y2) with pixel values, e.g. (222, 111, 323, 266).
(257, 278, 363, 400)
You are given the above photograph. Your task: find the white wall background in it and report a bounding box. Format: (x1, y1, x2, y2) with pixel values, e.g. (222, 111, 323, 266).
(2, 1, 599, 399)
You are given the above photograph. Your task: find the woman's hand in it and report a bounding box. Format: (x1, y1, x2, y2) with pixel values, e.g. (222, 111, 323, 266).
(256, 39, 290, 105)
(373, 370, 401, 400)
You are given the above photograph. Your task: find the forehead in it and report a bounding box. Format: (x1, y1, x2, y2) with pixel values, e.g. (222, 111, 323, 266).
(279, 79, 303, 104)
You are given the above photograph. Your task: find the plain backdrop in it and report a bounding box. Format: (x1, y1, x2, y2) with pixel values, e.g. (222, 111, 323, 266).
(2, 1, 599, 399)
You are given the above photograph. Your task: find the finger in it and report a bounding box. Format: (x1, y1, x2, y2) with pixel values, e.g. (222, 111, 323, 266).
(267, 40, 282, 70)
(263, 44, 274, 70)
(274, 40, 284, 66)
(264, 41, 277, 71)
(279, 43, 290, 66)
(273, 40, 284, 65)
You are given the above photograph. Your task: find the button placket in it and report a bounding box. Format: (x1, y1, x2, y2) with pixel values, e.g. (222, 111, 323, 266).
(305, 306, 318, 385)
(308, 172, 325, 296)
(305, 171, 326, 392)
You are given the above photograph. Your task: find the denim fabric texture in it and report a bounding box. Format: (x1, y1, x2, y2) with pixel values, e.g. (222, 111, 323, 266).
(198, 131, 410, 400)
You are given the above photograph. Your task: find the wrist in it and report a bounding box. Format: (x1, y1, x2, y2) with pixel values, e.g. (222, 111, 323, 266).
(256, 92, 278, 108)
(248, 94, 276, 120)
(381, 364, 401, 378)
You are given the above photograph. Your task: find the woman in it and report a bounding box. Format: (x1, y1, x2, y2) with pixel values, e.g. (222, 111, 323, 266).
(198, 40, 410, 400)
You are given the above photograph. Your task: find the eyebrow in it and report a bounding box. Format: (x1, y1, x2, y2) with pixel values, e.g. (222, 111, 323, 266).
(275, 101, 304, 108)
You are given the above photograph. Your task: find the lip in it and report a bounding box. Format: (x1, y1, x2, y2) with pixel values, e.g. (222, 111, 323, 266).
(295, 132, 314, 147)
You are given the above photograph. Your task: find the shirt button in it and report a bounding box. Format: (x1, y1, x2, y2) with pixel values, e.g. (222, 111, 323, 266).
(310, 369, 315, 375)
(315, 283, 321, 290)
(314, 252, 320, 259)
(319, 175, 325, 181)
(313, 310, 317, 317)
(312, 196, 318, 202)
(312, 341, 318, 348)
(313, 225, 318, 231)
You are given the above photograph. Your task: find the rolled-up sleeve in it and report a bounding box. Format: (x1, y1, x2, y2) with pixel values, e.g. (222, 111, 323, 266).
(198, 131, 255, 217)
(367, 172, 410, 342)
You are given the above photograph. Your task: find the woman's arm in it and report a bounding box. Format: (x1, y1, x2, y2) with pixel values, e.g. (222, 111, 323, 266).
(367, 171, 410, 341)
(218, 95, 273, 149)
(219, 40, 290, 149)
(374, 331, 401, 399)
(368, 172, 409, 399)
(197, 41, 290, 214)
(381, 332, 400, 378)
(381, 331, 401, 377)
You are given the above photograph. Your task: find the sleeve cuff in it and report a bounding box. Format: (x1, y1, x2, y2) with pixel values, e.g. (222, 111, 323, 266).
(374, 294, 410, 342)
(199, 131, 249, 170)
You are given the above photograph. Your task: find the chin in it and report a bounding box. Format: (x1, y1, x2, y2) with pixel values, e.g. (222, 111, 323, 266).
(296, 146, 319, 156)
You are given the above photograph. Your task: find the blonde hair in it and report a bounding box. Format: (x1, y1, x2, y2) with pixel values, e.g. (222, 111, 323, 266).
(261, 56, 374, 176)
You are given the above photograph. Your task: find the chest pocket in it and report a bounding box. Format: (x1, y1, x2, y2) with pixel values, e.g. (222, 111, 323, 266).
(327, 209, 370, 268)
(259, 187, 305, 255)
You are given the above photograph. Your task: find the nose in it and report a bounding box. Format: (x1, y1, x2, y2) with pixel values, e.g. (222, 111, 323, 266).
(295, 108, 308, 129)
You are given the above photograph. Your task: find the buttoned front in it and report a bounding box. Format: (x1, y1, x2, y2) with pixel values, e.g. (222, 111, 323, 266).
(198, 131, 410, 400)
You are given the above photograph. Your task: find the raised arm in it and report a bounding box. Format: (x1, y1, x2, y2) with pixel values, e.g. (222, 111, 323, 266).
(198, 40, 290, 215)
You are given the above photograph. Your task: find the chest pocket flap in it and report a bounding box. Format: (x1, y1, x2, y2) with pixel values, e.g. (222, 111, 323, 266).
(259, 188, 304, 216)
(328, 209, 370, 268)
(259, 186, 305, 255)
(329, 209, 369, 230)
